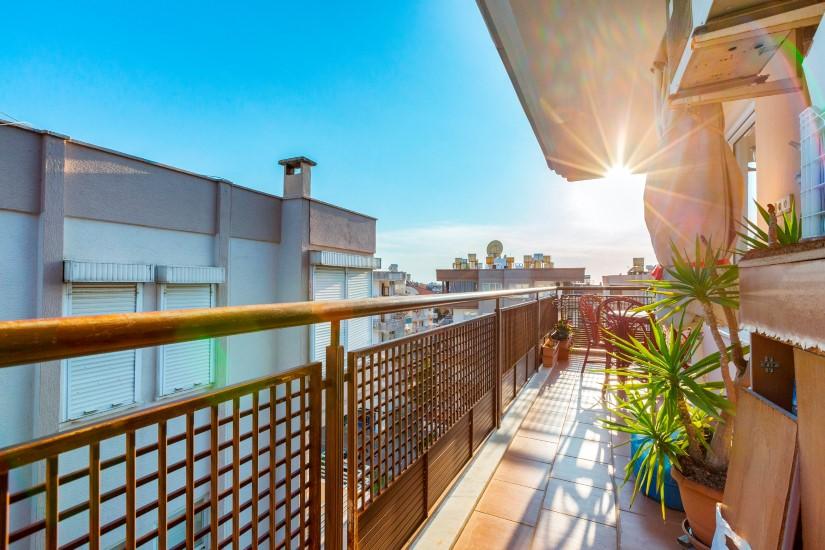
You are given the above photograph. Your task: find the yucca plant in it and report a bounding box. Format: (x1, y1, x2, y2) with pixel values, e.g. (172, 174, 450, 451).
(737, 197, 802, 251)
(601, 317, 730, 518)
(633, 238, 748, 471)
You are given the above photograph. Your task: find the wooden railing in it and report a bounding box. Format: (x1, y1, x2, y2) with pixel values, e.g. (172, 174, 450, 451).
(0, 366, 321, 549)
(0, 285, 632, 550)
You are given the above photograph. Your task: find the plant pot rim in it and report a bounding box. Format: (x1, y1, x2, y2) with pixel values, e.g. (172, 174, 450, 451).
(671, 466, 723, 499)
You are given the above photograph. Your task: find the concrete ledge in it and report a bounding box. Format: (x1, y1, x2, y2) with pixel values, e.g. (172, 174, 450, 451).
(409, 366, 552, 549)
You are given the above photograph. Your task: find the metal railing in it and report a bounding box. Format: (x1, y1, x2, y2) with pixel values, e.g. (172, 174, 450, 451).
(0, 285, 654, 549)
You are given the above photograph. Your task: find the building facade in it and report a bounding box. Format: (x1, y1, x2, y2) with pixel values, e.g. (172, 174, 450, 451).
(372, 265, 435, 342)
(0, 122, 377, 449)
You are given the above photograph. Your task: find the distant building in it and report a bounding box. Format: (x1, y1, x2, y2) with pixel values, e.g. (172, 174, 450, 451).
(372, 265, 435, 342)
(436, 244, 587, 322)
(601, 257, 655, 288)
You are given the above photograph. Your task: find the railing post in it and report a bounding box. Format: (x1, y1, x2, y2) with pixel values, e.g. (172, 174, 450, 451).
(535, 293, 541, 371)
(325, 320, 345, 550)
(495, 298, 503, 428)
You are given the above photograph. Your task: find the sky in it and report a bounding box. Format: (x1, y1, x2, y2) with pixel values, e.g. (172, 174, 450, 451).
(1, 0, 655, 282)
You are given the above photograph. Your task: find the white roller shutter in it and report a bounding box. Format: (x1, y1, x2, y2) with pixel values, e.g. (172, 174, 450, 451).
(65, 284, 139, 420)
(312, 267, 346, 364)
(160, 284, 215, 396)
(346, 269, 371, 352)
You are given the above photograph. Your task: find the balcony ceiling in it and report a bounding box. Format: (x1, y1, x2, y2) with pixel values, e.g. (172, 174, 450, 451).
(477, 0, 666, 181)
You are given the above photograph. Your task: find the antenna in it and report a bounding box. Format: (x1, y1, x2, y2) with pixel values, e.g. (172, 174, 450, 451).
(486, 240, 503, 258)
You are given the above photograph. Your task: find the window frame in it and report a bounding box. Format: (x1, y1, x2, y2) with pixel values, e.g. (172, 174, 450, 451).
(157, 283, 216, 399)
(61, 282, 144, 423)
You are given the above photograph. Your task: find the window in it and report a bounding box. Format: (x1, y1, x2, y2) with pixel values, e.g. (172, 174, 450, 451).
(159, 284, 215, 396)
(64, 284, 140, 421)
(311, 266, 373, 366)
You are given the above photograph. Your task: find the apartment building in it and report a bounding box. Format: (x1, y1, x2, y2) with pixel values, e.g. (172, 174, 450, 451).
(372, 264, 435, 342)
(436, 247, 586, 321)
(0, 121, 378, 450)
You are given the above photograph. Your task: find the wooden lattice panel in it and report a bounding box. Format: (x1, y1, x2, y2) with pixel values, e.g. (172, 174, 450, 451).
(347, 315, 496, 549)
(0, 365, 322, 550)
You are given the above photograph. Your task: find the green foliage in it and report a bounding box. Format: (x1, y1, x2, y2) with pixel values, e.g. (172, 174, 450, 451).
(634, 238, 739, 321)
(600, 318, 732, 518)
(737, 197, 802, 251)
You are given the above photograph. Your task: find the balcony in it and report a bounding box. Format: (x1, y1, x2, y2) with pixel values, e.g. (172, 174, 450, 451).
(0, 285, 689, 549)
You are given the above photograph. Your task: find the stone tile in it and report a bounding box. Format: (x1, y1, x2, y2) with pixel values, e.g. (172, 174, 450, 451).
(562, 421, 611, 443)
(571, 409, 607, 426)
(524, 408, 568, 428)
(613, 453, 632, 476)
(495, 454, 551, 490)
(619, 508, 686, 550)
(612, 430, 630, 447)
(477, 479, 545, 527)
(532, 510, 617, 550)
(543, 478, 616, 526)
(519, 419, 565, 443)
(551, 455, 614, 490)
(455, 511, 535, 550)
(509, 435, 558, 464)
(557, 436, 612, 464)
(615, 477, 668, 518)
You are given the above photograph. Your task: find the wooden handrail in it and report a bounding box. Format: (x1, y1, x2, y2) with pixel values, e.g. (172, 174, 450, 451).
(0, 285, 648, 369)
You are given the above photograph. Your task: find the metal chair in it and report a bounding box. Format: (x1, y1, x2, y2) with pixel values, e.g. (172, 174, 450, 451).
(597, 296, 646, 395)
(579, 294, 602, 369)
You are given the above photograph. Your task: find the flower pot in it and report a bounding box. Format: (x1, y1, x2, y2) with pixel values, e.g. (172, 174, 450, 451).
(629, 434, 683, 511)
(556, 337, 572, 361)
(670, 467, 723, 546)
(541, 340, 559, 368)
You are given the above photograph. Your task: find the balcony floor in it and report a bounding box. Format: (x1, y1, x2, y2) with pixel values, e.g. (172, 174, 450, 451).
(454, 354, 686, 549)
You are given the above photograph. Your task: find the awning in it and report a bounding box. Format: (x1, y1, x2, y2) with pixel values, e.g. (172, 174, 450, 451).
(477, 0, 666, 181)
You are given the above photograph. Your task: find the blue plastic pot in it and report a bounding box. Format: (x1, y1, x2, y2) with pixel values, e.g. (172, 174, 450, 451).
(628, 434, 684, 511)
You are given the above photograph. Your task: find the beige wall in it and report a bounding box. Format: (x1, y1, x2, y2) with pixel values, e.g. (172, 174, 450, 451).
(0, 125, 41, 214)
(309, 199, 376, 254)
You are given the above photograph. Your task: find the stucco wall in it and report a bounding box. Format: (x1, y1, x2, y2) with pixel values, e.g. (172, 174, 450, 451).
(0, 125, 41, 214)
(309, 200, 376, 254)
(64, 142, 217, 234)
(0, 210, 38, 448)
(227, 237, 281, 382)
(64, 217, 215, 266)
(230, 186, 282, 242)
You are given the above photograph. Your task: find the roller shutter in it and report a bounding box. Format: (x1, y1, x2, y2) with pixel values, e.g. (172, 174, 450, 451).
(160, 284, 215, 396)
(312, 267, 346, 364)
(65, 284, 139, 420)
(346, 269, 371, 352)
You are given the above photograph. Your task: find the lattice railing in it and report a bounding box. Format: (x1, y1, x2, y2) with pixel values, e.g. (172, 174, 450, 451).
(347, 314, 496, 549)
(0, 365, 321, 549)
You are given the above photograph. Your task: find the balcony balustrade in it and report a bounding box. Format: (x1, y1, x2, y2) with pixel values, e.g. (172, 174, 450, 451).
(0, 286, 645, 549)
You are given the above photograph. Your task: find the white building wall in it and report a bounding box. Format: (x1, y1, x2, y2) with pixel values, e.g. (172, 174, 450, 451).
(227, 237, 281, 383)
(64, 217, 214, 266)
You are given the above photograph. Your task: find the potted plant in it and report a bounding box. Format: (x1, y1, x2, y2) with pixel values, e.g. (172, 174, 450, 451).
(550, 318, 574, 360)
(603, 317, 732, 545)
(541, 337, 559, 368)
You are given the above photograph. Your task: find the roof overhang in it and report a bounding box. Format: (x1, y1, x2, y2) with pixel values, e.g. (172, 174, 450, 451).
(477, 0, 666, 181)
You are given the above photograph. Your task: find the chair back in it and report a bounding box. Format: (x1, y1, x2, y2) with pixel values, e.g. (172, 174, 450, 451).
(579, 295, 602, 346)
(597, 296, 646, 348)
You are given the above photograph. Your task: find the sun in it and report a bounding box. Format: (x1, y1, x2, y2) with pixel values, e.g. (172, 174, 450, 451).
(606, 164, 633, 180)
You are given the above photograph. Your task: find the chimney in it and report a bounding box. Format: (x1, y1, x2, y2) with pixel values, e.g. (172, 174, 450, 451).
(278, 156, 317, 199)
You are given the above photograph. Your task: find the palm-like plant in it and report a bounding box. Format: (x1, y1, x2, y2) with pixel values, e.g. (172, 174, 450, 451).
(602, 318, 730, 517)
(633, 239, 746, 470)
(737, 197, 802, 251)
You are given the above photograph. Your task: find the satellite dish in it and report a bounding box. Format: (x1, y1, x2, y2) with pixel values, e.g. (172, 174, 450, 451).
(486, 240, 503, 257)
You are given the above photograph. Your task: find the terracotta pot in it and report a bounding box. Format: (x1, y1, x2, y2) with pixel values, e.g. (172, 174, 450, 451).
(671, 467, 723, 546)
(556, 337, 572, 361)
(542, 341, 559, 368)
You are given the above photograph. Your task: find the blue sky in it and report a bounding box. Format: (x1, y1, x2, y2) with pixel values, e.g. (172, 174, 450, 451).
(1, 0, 654, 281)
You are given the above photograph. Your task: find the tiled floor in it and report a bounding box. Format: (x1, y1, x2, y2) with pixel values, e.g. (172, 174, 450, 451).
(454, 355, 686, 549)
